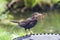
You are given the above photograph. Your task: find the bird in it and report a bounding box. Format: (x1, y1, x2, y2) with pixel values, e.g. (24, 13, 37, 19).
(11, 12, 44, 34)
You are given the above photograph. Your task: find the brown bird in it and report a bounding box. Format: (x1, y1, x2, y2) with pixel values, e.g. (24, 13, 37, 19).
(11, 12, 44, 34)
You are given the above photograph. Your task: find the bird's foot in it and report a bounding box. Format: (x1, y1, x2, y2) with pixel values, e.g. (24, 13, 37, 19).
(27, 31, 34, 35)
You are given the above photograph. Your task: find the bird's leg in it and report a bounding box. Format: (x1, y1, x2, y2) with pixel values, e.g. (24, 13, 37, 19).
(25, 29, 28, 35)
(25, 29, 33, 35)
(28, 29, 34, 35)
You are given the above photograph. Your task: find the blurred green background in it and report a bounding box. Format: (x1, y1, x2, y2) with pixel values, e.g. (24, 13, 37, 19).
(0, 0, 60, 40)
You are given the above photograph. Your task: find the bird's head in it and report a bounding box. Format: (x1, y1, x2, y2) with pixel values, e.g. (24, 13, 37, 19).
(32, 12, 44, 20)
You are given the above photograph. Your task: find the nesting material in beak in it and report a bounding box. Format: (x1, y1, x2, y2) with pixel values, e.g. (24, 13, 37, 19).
(39, 14, 44, 20)
(32, 12, 44, 20)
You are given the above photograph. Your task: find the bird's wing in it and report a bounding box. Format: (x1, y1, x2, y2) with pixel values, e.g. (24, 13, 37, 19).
(28, 19, 37, 27)
(19, 18, 32, 26)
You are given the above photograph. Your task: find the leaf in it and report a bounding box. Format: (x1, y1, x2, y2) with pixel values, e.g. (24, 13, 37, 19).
(0, 14, 7, 19)
(24, 0, 38, 7)
(0, 0, 7, 14)
(52, 0, 60, 4)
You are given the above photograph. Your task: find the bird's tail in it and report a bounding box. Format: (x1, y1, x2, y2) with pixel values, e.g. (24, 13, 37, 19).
(10, 20, 19, 23)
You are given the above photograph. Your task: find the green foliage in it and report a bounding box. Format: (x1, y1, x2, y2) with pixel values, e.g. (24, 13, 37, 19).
(0, 29, 11, 40)
(24, 0, 38, 7)
(52, 0, 60, 4)
(0, 0, 8, 20)
(0, 33, 11, 40)
(0, 0, 60, 40)
(24, 0, 60, 8)
(0, 0, 7, 13)
(0, 14, 8, 20)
